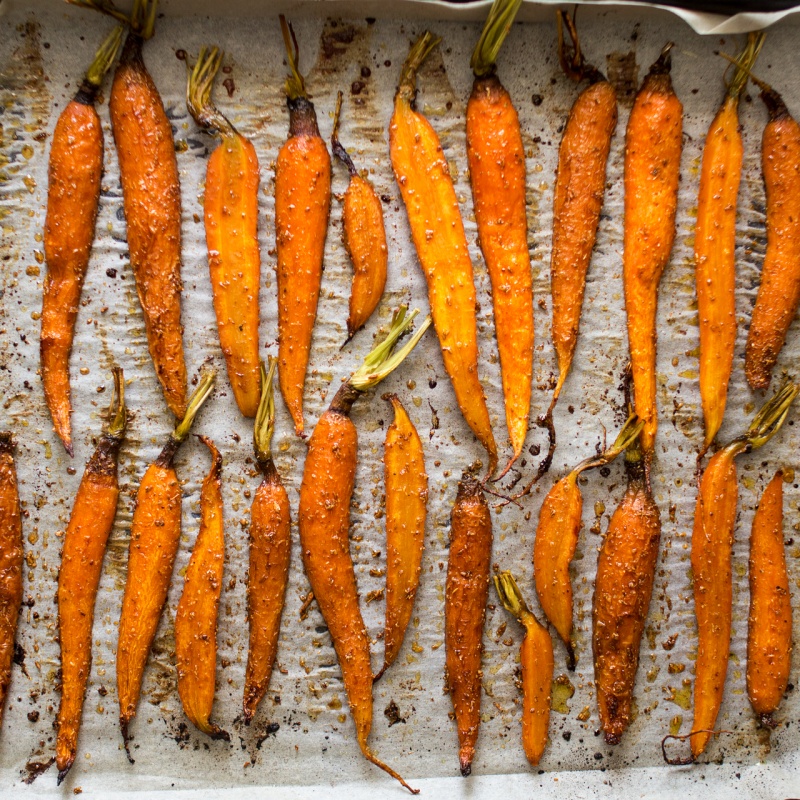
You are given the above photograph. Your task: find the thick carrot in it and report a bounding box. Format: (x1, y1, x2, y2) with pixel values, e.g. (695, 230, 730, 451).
(56, 369, 126, 783)
(623, 44, 683, 465)
(391, 32, 498, 476)
(243, 359, 291, 723)
(0, 433, 22, 733)
(116, 372, 215, 756)
(690, 381, 798, 757)
(41, 26, 124, 457)
(174, 436, 228, 740)
(375, 393, 427, 681)
(494, 571, 553, 766)
(275, 16, 331, 436)
(187, 46, 261, 417)
(466, 0, 533, 474)
(744, 75, 800, 390)
(446, 472, 492, 776)
(747, 470, 792, 729)
(696, 35, 764, 452)
(533, 413, 642, 670)
(331, 91, 388, 344)
(298, 308, 430, 794)
(592, 434, 661, 745)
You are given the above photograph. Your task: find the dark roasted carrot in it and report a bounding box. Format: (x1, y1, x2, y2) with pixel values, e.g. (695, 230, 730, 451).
(690, 381, 797, 757)
(175, 436, 228, 740)
(298, 308, 430, 793)
(56, 369, 126, 783)
(533, 413, 642, 670)
(446, 472, 492, 776)
(116, 372, 215, 756)
(466, 0, 532, 474)
(275, 16, 331, 436)
(0, 433, 22, 733)
(41, 26, 123, 457)
(187, 46, 261, 417)
(243, 359, 291, 723)
(331, 91, 388, 343)
(494, 571, 553, 766)
(623, 44, 683, 466)
(747, 469, 792, 729)
(592, 433, 661, 745)
(696, 35, 764, 452)
(391, 32, 498, 476)
(375, 393, 427, 681)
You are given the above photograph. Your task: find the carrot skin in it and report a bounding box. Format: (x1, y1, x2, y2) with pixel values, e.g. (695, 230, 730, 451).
(466, 74, 533, 463)
(747, 470, 791, 728)
(520, 617, 553, 765)
(445, 474, 492, 776)
(109, 34, 187, 418)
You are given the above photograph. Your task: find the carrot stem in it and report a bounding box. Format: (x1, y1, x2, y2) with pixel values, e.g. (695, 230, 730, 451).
(253, 359, 277, 465)
(279, 15, 306, 100)
(84, 25, 125, 89)
(556, 8, 605, 84)
(186, 45, 234, 137)
(470, 0, 522, 77)
(397, 31, 442, 105)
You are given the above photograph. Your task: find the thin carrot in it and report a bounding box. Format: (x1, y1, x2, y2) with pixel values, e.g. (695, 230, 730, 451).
(690, 381, 798, 757)
(298, 307, 430, 794)
(374, 393, 427, 681)
(696, 34, 764, 452)
(174, 436, 228, 740)
(243, 359, 291, 724)
(187, 46, 261, 417)
(41, 26, 124, 457)
(391, 32, 498, 476)
(116, 372, 215, 756)
(494, 571, 553, 766)
(275, 16, 331, 436)
(56, 369, 126, 783)
(331, 91, 388, 344)
(466, 0, 533, 475)
(747, 469, 792, 729)
(533, 413, 642, 670)
(623, 44, 683, 467)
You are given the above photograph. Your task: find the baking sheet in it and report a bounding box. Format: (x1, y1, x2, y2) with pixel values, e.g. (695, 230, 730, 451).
(1, 1, 800, 797)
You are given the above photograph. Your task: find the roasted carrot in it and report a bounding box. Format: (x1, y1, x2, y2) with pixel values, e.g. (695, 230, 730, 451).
(536, 11, 617, 481)
(187, 46, 261, 417)
(41, 26, 124, 457)
(533, 413, 642, 670)
(174, 436, 228, 740)
(331, 91, 388, 343)
(375, 393, 427, 681)
(592, 433, 661, 745)
(56, 369, 126, 783)
(696, 35, 764, 452)
(623, 44, 683, 466)
(0, 433, 22, 733)
(494, 571, 553, 766)
(243, 359, 291, 723)
(690, 381, 798, 757)
(116, 372, 215, 755)
(446, 471, 492, 776)
(298, 308, 430, 794)
(466, 0, 532, 475)
(391, 32, 498, 476)
(275, 16, 331, 436)
(744, 75, 800, 391)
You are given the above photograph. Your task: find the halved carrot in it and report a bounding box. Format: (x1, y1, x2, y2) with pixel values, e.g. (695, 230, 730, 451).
(466, 0, 533, 474)
(375, 393, 427, 681)
(42, 25, 124, 457)
(690, 381, 798, 757)
(243, 359, 291, 724)
(275, 16, 331, 436)
(116, 372, 215, 756)
(298, 308, 430, 794)
(331, 91, 388, 343)
(187, 46, 261, 417)
(56, 369, 126, 783)
(391, 32, 498, 476)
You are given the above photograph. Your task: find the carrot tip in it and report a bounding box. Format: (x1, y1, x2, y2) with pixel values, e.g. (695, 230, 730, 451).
(56, 764, 72, 786)
(566, 641, 577, 672)
(604, 731, 621, 746)
(373, 664, 387, 683)
(760, 712, 778, 730)
(459, 757, 472, 777)
(121, 719, 135, 764)
(64, 442, 74, 458)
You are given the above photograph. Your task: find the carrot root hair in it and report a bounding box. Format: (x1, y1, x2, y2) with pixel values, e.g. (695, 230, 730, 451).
(661, 729, 734, 765)
(360, 741, 419, 794)
(556, 7, 604, 83)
